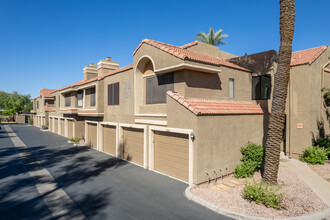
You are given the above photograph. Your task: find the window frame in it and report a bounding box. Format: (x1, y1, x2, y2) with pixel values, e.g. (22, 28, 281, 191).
(77, 90, 83, 107)
(108, 82, 120, 106)
(229, 78, 235, 99)
(146, 73, 174, 104)
(90, 87, 96, 107)
(252, 75, 271, 100)
(65, 93, 71, 107)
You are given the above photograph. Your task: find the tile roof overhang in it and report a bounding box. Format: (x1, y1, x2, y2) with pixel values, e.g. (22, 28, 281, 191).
(167, 91, 266, 116)
(51, 64, 133, 94)
(133, 39, 251, 73)
(291, 45, 328, 67)
(40, 89, 56, 98)
(324, 68, 330, 73)
(44, 107, 55, 112)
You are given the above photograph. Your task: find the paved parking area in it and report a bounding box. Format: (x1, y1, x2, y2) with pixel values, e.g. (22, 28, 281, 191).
(0, 124, 231, 220)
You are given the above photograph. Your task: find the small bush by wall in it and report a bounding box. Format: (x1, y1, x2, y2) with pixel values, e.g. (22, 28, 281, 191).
(315, 138, 330, 158)
(234, 142, 264, 178)
(300, 146, 327, 165)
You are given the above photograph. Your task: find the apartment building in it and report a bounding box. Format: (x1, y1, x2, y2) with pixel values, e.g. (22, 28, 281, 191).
(31, 39, 329, 184)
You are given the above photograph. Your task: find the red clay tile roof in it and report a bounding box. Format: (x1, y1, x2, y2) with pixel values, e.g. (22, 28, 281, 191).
(52, 64, 133, 94)
(167, 91, 266, 115)
(133, 39, 250, 72)
(325, 68, 330, 73)
(44, 107, 55, 112)
(291, 45, 328, 66)
(40, 88, 56, 98)
(180, 41, 199, 49)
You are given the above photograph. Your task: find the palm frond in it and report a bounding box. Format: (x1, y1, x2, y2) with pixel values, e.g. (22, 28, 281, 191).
(195, 27, 228, 46)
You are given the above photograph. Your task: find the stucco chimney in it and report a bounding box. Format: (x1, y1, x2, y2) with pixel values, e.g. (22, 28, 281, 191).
(97, 57, 119, 76)
(83, 63, 98, 80)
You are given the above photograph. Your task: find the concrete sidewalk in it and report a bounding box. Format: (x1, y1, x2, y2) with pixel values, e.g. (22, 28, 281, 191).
(281, 158, 330, 207)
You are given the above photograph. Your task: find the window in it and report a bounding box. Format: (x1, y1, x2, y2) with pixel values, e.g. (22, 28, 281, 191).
(77, 90, 83, 107)
(65, 93, 71, 107)
(229, 78, 235, 99)
(37, 101, 39, 109)
(108, 82, 119, 105)
(90, 88, 96, 107)
(252, 75, 271, 100)
(146, 73, 174, 104)
(44, 100, 47, 106)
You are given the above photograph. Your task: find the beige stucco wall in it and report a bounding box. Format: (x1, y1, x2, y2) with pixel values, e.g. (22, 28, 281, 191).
(196, 114, 265, 184)
(181, 66, 252, 101)
(287, 48, 330, 158)
(103, 69, 134, 123)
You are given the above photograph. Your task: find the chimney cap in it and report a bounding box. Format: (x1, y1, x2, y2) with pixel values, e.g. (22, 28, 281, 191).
(106, 57, 112, 61)
(90, 63, 95, 67)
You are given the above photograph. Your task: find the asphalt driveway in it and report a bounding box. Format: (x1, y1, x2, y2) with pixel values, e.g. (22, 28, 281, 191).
(0, 124, 230, 220)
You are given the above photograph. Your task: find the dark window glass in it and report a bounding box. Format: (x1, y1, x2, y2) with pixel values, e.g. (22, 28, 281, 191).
(90, 88, 96, 107)
(77, 90, 83, 107)
(229, 78, 235, 99)
(252, 75, 271, 100)
(65, 93, 71, 107)
(108, 82, 120, 106)
(146, 73, 174, 104)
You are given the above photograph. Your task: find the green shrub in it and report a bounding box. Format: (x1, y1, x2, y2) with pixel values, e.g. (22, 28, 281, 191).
(241, 142, 264, 167)
(0, 116, 2, 123)
(69, 137, 80, 143)
(234, 142, 265, 178)
(300, 146, 327, 164)
(41, 125, 48, 130)
(235, 161, 258, 178)
(243, 180, 286, 209)
(28, 120, 33, 125)
(315, 138, 330, 157)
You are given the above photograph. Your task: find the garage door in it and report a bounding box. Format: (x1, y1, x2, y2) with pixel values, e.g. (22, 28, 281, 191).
(55, 118, 58, 134)
(123, 127, 144, 166)
(49, 118, 53, 132)
(103, 125, 116, 156)
(60, 119, 65, 136)
(68, 120, 73, 138)
(154, 131, 189, 182)
(88, 123, 97, 149)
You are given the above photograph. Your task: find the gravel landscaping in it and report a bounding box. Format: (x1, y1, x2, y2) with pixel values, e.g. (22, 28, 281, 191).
(308, 161, 330, 182)
(191, 164, 328, 218)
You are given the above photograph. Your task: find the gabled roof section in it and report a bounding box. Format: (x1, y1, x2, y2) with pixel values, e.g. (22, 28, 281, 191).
(133, 39, 250, 72)
(51, 64, 133, 94)
(40, 88, 56, 98)
(180, 41, 199, 49)
(291, 45, 328, 67)
(167, 91, 266, 116)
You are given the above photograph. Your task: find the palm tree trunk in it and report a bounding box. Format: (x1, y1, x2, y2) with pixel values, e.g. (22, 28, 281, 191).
(263, 0, 295, 184)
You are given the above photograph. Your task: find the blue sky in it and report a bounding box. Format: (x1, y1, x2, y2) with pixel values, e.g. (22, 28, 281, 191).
(0, 0, 329, 98)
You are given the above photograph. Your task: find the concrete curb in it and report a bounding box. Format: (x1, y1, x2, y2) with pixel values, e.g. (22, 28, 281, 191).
(184, 185, 330, 220)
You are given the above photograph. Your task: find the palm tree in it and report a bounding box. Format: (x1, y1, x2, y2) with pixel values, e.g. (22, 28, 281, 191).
(195, 27, 228, 46)
(263, 0, 295, 184)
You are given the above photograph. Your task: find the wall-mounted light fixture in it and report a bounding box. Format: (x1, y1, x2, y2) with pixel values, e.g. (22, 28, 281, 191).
(190, 132, 195, 141)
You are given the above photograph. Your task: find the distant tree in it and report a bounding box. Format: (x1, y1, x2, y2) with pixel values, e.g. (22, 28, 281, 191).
(195, 27, 228, 46)
(0, 91, 33, 113)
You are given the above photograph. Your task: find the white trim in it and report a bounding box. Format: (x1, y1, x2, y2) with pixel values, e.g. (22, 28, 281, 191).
(78, 113, 104, 117)
(78, 83, 96, 90)
(155, 63, 221, 74)
(134, 114, 167, 118)
(149, 126, 194, 184)
(97, 61, 119, 66)
(60, 88, 78, 94)
(142, 73, 156, 78)
(60, 108, 79, 111)
(119, 123, 148, 168)
(134, 119, 167, 126)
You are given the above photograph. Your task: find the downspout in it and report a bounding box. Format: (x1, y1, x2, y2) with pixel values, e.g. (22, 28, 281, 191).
(288, 68, 292, 158)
